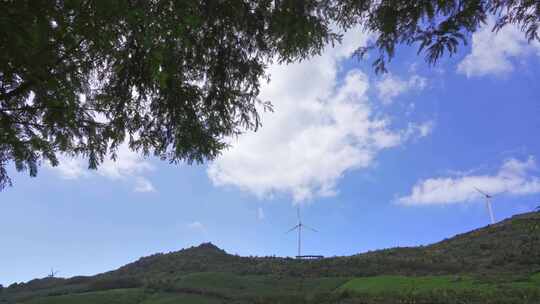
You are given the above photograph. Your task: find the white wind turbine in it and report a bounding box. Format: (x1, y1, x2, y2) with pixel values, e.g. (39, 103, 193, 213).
(474, 187, 496, 225)
(286, 207, 317, 258)
(48, 268, 59, 278)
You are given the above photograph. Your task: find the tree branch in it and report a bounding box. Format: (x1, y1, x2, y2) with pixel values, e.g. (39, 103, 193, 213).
(0, 38, 86, 102)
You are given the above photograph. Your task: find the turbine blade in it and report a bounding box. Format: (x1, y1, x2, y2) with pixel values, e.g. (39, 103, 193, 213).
(297, 207, 300, 221)
(303, 224, 318, 232)
(474, 187, 489, 197)
(286, 224, 299, 233)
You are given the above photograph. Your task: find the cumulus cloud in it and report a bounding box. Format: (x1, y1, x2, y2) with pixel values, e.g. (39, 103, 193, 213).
(134, 177, 155, 193)
(398, 156, 540, 205)
(457, 18, 540, 77)
(376, 74, 427, 104)
(48, 143, 155, 192)
(208, 28, 432, 203)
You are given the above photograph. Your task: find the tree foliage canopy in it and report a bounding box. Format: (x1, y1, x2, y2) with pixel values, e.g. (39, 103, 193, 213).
(1, 0, 538, 189)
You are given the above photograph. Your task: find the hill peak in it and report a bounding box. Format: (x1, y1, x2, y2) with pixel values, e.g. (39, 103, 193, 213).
(195, 242, 220, 250)
(187, 242, 227, 254)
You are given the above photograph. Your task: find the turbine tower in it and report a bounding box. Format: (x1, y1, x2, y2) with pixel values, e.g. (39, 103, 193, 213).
(475, 187, 495, 225)
(286, 207, 317, 258)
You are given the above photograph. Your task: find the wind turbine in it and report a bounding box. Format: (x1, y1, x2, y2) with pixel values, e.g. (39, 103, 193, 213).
(286, 207, 317, 258)
(474, 187, 495, 225)
(48, 268, 59, 278)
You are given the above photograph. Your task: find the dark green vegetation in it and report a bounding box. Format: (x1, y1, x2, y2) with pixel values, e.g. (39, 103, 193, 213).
(2, 0, 539, 190)
(2, 211, 540, 303)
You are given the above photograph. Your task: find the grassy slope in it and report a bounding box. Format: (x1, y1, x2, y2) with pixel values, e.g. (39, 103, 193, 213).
(339, 272, 540, 295)
(16, 274, 540, 304)
(174, 272, 346, 296)
(141, 292, 221, 304)
(20, 289, 221, 304)
(21, 289, 146, 304)
(7, 274, 347, 304)
(335, 273, 540, 304)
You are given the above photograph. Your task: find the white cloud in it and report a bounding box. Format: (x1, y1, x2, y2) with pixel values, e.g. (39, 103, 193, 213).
(257, 207, 265, 220)
(48, 143, 155, 192)
(208, 28, 432, 203)
(50, 157, 88, 180)
(376, 74, 427, 104)
(417, 121, 434, 137)
(404, 121, 435, 139)
(457, 17, 540, 77)
(97, 144, 153, 180)
(398, 156, 540, 205)
(134, 177, 155, 193)
(187, 221, 205, 231)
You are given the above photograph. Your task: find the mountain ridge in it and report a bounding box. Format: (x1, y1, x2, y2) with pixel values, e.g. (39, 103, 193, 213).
(2, 211, 539, 304)
(8, 211, 540, 286)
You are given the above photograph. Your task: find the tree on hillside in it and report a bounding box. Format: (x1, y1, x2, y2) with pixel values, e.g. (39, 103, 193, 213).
(1, 0, 538, 189)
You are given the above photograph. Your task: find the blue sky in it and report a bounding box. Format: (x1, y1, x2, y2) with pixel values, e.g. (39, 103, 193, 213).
(1, 22, 540, 286)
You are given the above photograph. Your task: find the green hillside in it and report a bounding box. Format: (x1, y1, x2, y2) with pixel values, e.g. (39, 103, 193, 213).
(2, 211, 539, 304)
